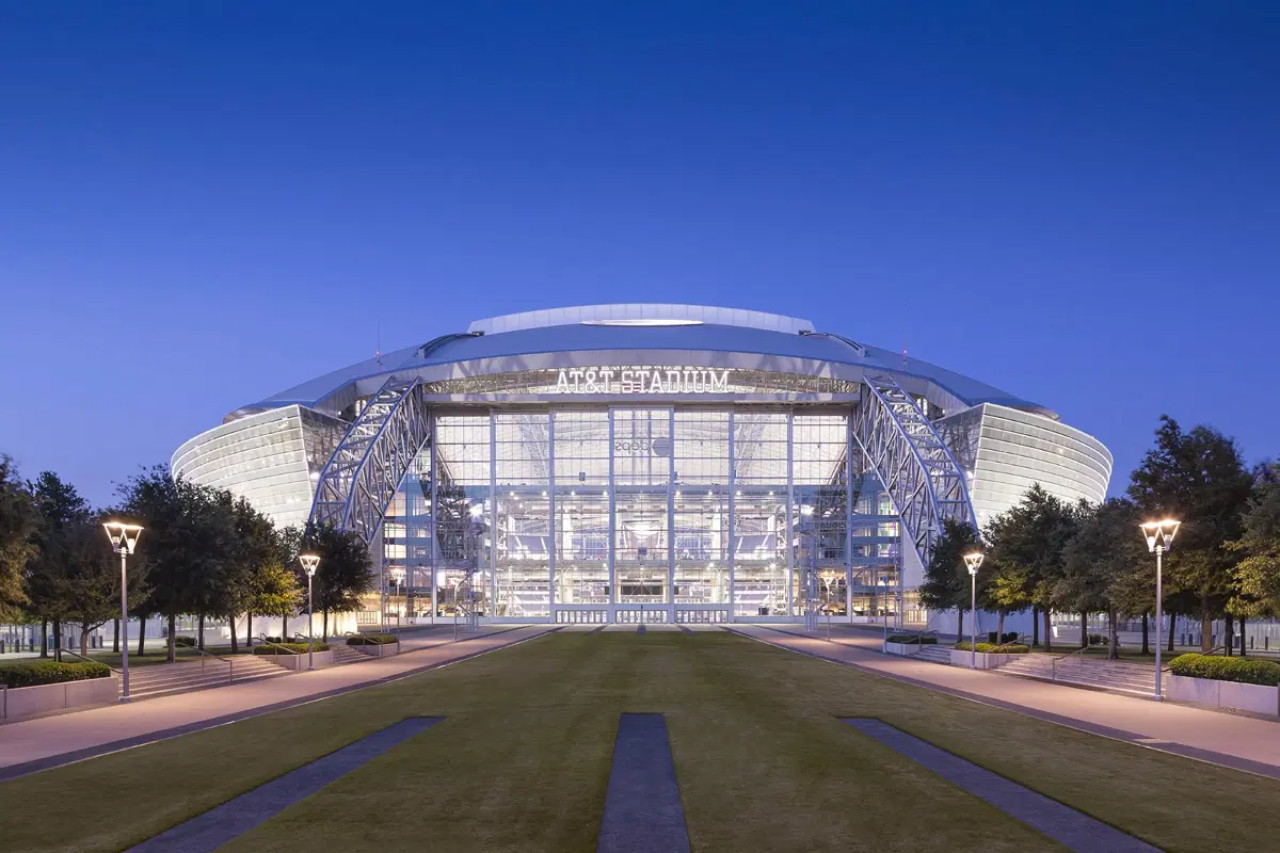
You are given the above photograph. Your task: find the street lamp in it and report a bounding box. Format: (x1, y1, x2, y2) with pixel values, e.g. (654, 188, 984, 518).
(103, 521, 143, 702)
(299, 554, 320, 671)
(390, 566, 406, 630)
(1140, 519, 1180, 699)
(964, 551, 984, 669)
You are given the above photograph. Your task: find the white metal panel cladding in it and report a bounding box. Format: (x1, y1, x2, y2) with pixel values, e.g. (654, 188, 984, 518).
(309, 376, 431, 542)
(852, 375, 977, 570)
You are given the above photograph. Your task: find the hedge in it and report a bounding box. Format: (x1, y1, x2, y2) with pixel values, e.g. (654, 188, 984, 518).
(347, 634, 398, 646)
(253, 642, 330, 656)
(1168, 653, 1280, 686)
(954, 642, 1030, 654)
(986, 631, 1020, 645)
(885, 635, 936, 645)
(174, 636, 196, 647)
(0, 660, 112, 688)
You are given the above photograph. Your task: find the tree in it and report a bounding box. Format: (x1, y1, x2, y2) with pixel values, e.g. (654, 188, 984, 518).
(57, 518, 148, 657)
(25, 471, 92, 660)
(918, 519, 983, 641)
(1062, 499, 1147, 659)
(1128, 416, 1253, 652)
(1228, 463, 1280, 640)
(984, 484, 1082, 651)
(0, 457, 37, 621)
(301, 523, 375, 640)
(118, 467, 237, 662)
(232, 500, 299, 648)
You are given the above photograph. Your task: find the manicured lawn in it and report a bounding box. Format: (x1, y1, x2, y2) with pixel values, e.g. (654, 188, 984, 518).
(1, 631, 1277, 852)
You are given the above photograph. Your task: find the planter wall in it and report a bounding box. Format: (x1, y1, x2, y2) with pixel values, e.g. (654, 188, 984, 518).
(949, 650, 1009, 669)
(355, 642, 400, 658)
(1167, 674, 1279, 715)
(270, 649, 335, 671)
(883, 642, 929, 656)
(2, 675, 119, 720)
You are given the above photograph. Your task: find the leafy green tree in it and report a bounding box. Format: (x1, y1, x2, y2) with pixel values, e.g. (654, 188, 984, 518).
(1227, 463, 1280, 641)
(1062, 498, 1147, 659)
(25, 471, 92, 659)
(984, 484, 1081, 651)
(0, 458, 37, 621)
(1128, 416, 1253, 652)
(231, 499, 299, 648)
(918, 519, 983, 641)
(301, 522, 375, 640)
(57, 517, 149, 657)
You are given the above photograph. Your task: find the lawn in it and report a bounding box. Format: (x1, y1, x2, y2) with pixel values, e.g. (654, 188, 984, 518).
(1, 631, 1277, 852)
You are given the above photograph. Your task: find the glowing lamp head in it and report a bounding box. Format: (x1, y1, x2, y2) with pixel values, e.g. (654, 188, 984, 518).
(390, 566, 406, 585)
(299, 554, 321, 577)
(1140, 519, 1180, 553)
(103, 521, 143, 555)
(963, 552, 984, 576)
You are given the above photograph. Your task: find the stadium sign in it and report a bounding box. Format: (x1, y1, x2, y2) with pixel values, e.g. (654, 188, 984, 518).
(553, 367, 731, 394)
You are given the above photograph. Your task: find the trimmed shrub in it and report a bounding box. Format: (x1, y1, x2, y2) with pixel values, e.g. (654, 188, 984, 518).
(1087, 633, 1109, 646)
(986, 631, 1020, 644)
(347, 634, 398, 646)
(954, 642, 1029, 654)
(1168, 653, 1280, 686)
(253, 642, 330, 656)
(0, 660, 112, 688)
(173, 636, 196, 647)
(885, 635, 936, 645)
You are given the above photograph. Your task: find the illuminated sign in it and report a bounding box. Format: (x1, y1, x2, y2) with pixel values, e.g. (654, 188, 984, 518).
(554, 368, 731, 394)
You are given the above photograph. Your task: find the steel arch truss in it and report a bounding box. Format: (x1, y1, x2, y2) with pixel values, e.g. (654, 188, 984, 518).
(310, 377, 430, 543)
(853, 374, 978, 569)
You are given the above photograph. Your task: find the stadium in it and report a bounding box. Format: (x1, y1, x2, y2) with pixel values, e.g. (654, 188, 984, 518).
(172, 304, 1112, 627)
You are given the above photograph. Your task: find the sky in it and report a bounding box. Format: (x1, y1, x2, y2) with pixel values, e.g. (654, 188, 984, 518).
(1, 2, 1277, 508)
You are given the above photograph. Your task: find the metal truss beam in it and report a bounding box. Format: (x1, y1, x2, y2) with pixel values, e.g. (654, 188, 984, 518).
(852, 374, 977, 570)
(309, 376, 431, 543)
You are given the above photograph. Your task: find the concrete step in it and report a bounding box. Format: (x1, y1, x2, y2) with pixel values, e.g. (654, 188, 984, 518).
(130, 669, 287, 700)
(331, 645, 372, 665)
(913, 645, 952, 664)
(125, 657, 291, 700)
(994, 655, 1156, 696)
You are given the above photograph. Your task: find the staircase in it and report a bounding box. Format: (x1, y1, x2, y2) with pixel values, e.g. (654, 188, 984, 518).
(995, 653, 1156, 696)
(126, 655, 290, 700)
(912, 645, 953, 665)
(331, 644, 374, 666)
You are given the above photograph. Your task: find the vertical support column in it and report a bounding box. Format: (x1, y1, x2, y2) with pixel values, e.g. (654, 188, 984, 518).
(608, 408, 616, 623)
(668, 408, 676, 624)
(489, 410, 498, 621)
(429, 414, 438, 624)
(548, 412, 556, 623)
(785, 410, 794, 618)
(846, 411, 855, 624)
(727, 410, 736, 623)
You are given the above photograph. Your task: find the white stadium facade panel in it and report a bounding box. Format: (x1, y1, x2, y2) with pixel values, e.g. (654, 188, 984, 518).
(172, 304, 1111, 626)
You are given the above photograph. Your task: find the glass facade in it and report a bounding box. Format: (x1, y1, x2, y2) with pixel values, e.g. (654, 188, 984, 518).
(378, 406, 902, 624)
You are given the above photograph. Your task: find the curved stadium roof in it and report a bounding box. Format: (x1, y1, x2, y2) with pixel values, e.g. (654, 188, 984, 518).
(230, 304, 1053, 421)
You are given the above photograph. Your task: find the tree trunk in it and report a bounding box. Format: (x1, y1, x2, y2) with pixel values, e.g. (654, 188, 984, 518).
(80, 623, 90, 657)
(322, 609, 329, 642)
(1043, 608, 1053, 653)
(113, 618, 120, 653)
(1080, 611, 1088, 648)
(40, 620, 48, 658)
(282, 611, 288, 640)
(1225, 614, 1234, 656)
(997, 610, 1006, 643)
(198, 614, 205, 650)
(167, 613, 177, 663)
(1240, 616, 1247, 656)
(138, 617, 147, 656)
(1141, 613, 1149, 655)
(1167, 613, 1176, 652)
(53, 619, 62, 662)
(1108, 610, 1119, 660)
(1032, 607, 1040, 647)
(1200, 608, 1212, 653)
(247, 612, 253, 649)
(229, 613, 238, 653)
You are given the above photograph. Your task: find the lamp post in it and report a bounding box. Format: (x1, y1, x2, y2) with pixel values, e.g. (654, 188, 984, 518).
(390, 567, 406, 630)
(964, 552, 984, 669)
(103, 522, 143, 702)
(299, 554, 320, 671)
(1140, 519, 1180, 700)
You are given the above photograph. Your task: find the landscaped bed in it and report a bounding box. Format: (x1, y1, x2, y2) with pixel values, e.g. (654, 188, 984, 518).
(953, 642, 1029, 654)
(1166, 653, 1280, 715)
(346, 634, 398, 646)
(0, 660, 111, 687)
(253, 642, 331, 655)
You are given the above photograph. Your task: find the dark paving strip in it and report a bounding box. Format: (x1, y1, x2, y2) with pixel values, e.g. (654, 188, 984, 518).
(591, 624, 609, 634)
(598, 713, 690, 853)
(128, 717, 442, 853)
(677, 624, 694, 634)
(729, 627, 1280, 781)
(844, 719, 1160, 852)
(0, 627, 545, 782)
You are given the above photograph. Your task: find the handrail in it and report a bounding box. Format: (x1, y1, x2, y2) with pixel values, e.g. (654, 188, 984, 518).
(182, 643, 235, 681)
(256, 634, 305, 656)
(60, 648, 121, 675)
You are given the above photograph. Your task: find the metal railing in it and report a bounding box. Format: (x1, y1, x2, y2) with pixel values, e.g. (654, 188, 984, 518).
(182, 644, 236, 682)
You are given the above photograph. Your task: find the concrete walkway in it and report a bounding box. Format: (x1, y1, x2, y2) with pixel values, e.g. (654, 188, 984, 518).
(0, 625, 553, 778)
(731, 625, 1280, 779)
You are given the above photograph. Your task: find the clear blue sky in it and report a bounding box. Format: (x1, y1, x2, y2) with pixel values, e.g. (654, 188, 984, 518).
(2, 2, 1277, 508)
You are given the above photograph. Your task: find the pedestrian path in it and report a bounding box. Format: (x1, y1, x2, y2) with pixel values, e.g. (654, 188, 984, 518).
(0, 625, 552, 779)
(730, 625, 1280, 779)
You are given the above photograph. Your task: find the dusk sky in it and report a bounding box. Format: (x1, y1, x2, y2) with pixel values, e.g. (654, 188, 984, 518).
(2, 3, 1277, 508)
